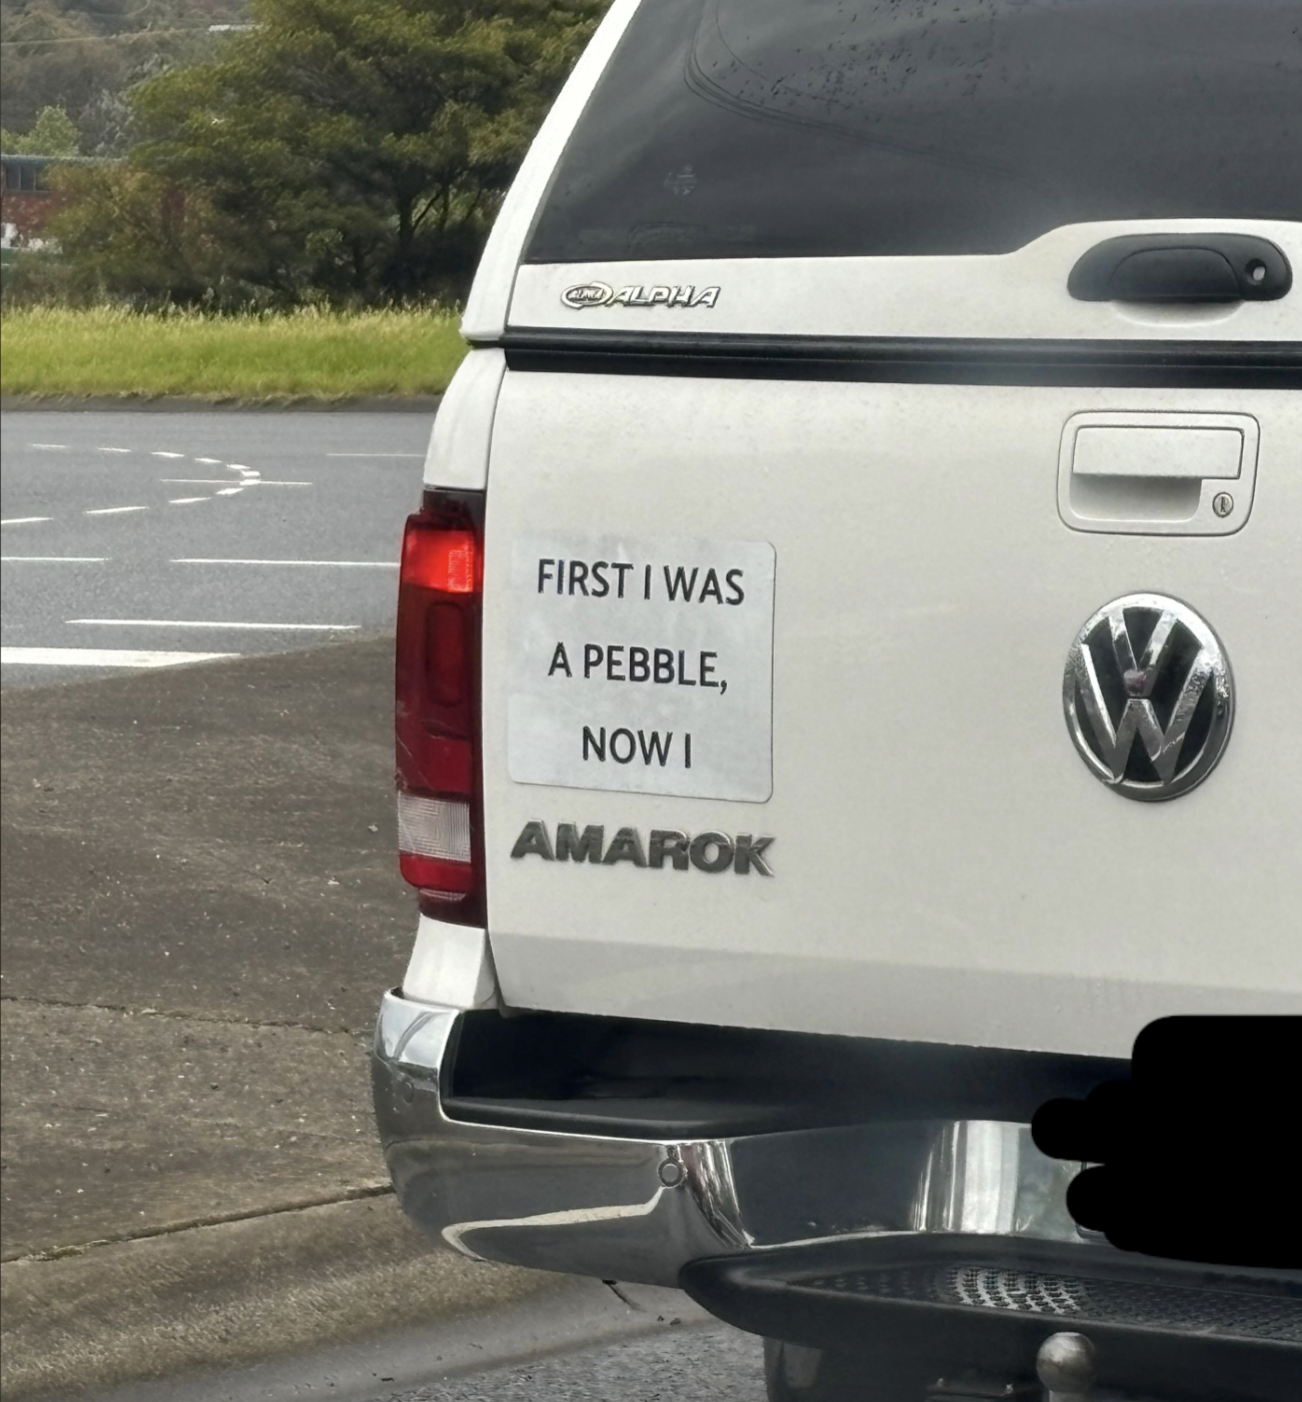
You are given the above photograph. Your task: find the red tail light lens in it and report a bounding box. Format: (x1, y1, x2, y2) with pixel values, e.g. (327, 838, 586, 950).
(395, 488, 485, 924)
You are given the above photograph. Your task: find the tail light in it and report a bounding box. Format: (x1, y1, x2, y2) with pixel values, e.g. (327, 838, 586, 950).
(395, 488, 485, 925)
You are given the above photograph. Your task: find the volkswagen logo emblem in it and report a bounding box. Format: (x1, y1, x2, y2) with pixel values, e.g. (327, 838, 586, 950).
(1063, 593, 1233, 801)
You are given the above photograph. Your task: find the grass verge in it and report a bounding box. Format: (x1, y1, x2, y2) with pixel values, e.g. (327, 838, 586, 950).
(0, 306, 467, 401)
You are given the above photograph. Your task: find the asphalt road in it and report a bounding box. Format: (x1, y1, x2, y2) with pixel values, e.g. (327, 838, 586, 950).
(360, 1325, 767, 1402)
(1, 410, 430, 689)
(85, 1281, 768, 1402)
(2, 408, 774, 1401)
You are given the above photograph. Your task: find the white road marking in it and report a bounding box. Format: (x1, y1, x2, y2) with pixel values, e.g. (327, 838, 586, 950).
(151, 451, 185, 459)
(85, 506, 148, 516)
(326, 452, 424, 458)
(1, 517, 53, 526)
(71, 619, 360, 631)
(2, 556, 108, 563)
(214, 487, 244, 496)
(1, 647, 236, 669)
(194, 457, 223, 465)
(168, 497, 209, 505)
(98, 447, 132, 454)
(160, 478, 309, 486)
(29, 443, 67, 450)
(173, 558, 398, 568)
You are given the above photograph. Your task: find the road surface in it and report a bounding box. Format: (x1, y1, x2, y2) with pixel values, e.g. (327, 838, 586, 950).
(1, 410, 430, 689)
(86, 1281, 768, 1402)
(4, 409, 778, 1402)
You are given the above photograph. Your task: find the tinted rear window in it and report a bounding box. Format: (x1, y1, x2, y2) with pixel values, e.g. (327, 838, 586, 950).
(526, 0, 1302, 263)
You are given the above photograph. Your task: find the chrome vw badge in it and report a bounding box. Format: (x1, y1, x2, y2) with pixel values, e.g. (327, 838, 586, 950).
(1063, 593, 1233, 801)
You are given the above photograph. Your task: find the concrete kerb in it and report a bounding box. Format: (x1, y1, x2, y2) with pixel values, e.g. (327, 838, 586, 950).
(0, 1193, 573, 1400)
(81, 1278, 715, 1402)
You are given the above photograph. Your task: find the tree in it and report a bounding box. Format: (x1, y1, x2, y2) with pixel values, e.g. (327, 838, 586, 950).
(110, 0, 607, 303)
(1, 105, 81, 155)
(0, 2, 249, 157)
(43, 163, 244, 308)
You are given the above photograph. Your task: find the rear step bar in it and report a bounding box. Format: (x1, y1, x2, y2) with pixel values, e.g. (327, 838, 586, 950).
(682, 1235, 1302, 1402)
(375, 993, 1301, 1399)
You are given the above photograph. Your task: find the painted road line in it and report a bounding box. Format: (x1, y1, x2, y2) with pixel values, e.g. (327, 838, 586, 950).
(85, 506, 148, 516)
(326, 452, 424, 458)
(151, 451, 185, 459)
(168, 497, 209, 505)
(214, 487, 244, 496)
(1, 517, 53, 526)
(29, 444, 67, 450)
(1, 647, 237, 669)
(71, 619, 360, 631)
(160, 478, 310, 486)
(98, 447, 132, 454)
(194, 457, 223, 465)
(2, 556, 108, 563)
(173, 558, 398, 568)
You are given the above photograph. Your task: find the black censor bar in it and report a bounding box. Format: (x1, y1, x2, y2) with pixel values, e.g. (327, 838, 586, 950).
(1032, 1016, 1302, 1270)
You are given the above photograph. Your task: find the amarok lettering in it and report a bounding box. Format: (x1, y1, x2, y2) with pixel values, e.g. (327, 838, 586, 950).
(510, 821, 774, 876)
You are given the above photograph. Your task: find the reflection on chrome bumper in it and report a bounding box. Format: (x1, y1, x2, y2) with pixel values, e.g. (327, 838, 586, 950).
(373, 990, 1092, 1288)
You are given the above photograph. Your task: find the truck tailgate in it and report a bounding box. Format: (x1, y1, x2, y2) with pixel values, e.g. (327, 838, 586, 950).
(480, 371, 1301, 1057)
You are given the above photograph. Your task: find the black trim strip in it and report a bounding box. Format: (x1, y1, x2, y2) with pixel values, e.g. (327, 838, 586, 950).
(497, 331, 1302, 389)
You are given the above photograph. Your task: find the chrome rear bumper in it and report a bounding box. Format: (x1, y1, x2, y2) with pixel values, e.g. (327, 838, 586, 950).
(373, 989, 1095, 1287)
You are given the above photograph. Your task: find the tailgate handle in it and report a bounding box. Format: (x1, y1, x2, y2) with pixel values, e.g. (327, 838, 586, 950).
(1068, 234, 1291, 303)
(1058, 412, 1260, 536)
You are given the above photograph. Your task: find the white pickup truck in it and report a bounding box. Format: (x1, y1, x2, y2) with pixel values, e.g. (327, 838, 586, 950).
(372, 2, 1302, 1397)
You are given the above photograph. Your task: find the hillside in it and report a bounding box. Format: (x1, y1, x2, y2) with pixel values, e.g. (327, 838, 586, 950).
(1, 0, 248, 154)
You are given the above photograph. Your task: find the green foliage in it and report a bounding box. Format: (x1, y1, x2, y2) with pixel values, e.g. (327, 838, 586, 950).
(0, 2, 249, 156)
(40, 163, 234, 307)
(1, 303, 468, 399)
(0, 104, 80, 155)
(46, 0, 607, 306)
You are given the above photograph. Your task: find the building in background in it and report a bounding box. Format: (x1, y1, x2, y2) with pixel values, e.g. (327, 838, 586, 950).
(0, 154, 103, 245)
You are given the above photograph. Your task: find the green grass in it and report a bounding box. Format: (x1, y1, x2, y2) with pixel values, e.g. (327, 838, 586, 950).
(0, 305, 468, 400)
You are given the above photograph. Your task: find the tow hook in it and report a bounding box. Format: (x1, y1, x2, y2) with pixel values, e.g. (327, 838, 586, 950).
(1035, 1333, 1099, 1402)
(925, 1331, 1099, 1402)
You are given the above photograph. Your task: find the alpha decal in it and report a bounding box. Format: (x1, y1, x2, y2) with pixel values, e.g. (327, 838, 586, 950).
(561, 283, 721, 310)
